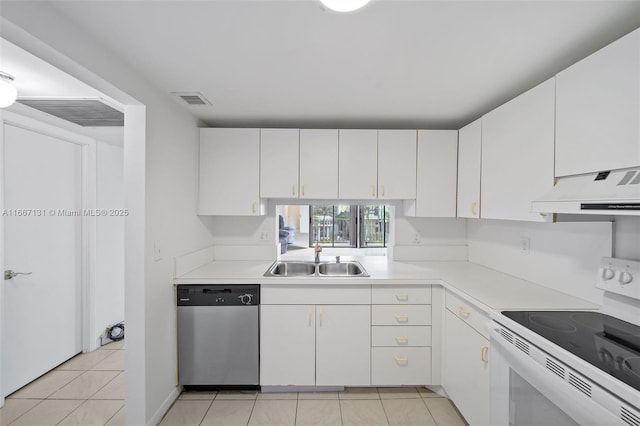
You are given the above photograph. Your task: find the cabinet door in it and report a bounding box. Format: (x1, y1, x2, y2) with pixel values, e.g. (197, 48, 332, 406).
(378, 130, 417, 199)
(300, 129, 339, 199)
(339, 129, 378, 199)
(481, 78, 555, 222)
(443, 310, 489, 426)
(315, 305, 370, 386)
(260, 128, 299, 198)
(260, 305, 315, 386)
(457, 119, 482, 218)
(556, 29, 640, 176)
(414, 130, 458, 217)
(199, 128, 262, 215)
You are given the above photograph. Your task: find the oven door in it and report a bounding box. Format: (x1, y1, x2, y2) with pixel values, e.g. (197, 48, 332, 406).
(489, 324, 624, 426)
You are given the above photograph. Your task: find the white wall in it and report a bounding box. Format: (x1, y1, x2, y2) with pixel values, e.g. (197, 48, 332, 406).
(467, 219, 614, 304)
(93, 142, 124, 348)
(391, 216, 468, 261)
(0, 4, 215, 424)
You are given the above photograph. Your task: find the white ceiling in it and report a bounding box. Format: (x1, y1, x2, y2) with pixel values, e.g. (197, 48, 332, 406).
(9, 0, 640, 129)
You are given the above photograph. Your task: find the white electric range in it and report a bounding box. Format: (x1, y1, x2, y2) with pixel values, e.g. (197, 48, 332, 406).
(490, 257, 640, 426)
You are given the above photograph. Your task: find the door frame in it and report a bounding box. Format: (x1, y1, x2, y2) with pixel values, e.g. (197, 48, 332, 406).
(0, 110, 98, 395)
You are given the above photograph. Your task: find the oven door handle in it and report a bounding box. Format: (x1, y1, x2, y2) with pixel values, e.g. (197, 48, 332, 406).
(489, 325, 625, 426)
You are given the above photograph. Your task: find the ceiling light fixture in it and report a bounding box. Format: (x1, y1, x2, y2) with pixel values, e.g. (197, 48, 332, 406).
(0, 71, 17, 108)
(319, 0, 371, 12)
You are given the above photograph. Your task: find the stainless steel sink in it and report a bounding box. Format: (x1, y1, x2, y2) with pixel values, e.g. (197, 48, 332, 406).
(318, 262, 367, 276)
(266, 261, 316, 277)
(263, 261, 369, 277)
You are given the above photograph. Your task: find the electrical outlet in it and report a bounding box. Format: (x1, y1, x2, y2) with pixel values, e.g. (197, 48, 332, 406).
(260, 232, 269, 240)
(153, 243, 162, 261)
(413, 234, 420, 244)
(520, 237, 530, 254)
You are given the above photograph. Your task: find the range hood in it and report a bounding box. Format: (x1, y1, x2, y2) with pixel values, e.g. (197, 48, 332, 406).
(532, 168, 640, 216)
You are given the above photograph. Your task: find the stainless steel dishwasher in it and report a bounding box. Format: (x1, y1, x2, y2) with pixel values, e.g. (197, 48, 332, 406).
(177, 284, 259, 387)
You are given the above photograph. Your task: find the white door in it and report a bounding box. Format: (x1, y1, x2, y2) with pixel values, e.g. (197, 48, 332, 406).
(260, 305, 316, 386)
(260, 128, 299, 198)
(315, 305, 370, 386)
(415, 130, 458, 217)
(3, 123, 83, 396)
(299, 129, 339, 199)
(338, 129, 378, 199)
(377, 130, 417, 199)
(457, 119, 482, 219)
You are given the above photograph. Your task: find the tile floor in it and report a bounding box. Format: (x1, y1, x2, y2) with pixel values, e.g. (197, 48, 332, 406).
(161, 387, 468, 426)
(1, 341, 468, 426)
(0, 340, 125, 426)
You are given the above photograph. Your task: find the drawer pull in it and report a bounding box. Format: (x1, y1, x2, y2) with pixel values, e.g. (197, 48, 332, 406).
(308, 308, 313, 326)
(395, 294, 409, 302)
(395, 356, 408, 363)
(371, 184, 376, 197)
(481, 345, 489, 363)
(319, 309, 324, 326)
(394, 314, 409, 322)
(395, 336, 409, 344)
(457, 306, 470, 317)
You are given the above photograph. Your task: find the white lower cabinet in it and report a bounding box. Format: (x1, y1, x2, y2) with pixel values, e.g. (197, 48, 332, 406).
(370, 285, 433, 386)
(260, 286, 371, 387)
(442, 292, 490, 426)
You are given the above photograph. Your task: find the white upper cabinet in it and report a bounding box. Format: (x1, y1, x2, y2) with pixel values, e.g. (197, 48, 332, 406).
(412, 130, 458, 217)
(339, 129, 378, 199)
(300, 129, 339, 199)
(556, 29, 640, 177)
(481, 78, 555, 222)
(457, 119, 482, 219)
(260, 129, 299, 198)
(199, 128, 263, 216)
(378, 130, 417, 199)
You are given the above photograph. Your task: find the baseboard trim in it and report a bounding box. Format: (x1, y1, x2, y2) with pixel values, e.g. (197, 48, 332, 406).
(147, 386, 182, 426)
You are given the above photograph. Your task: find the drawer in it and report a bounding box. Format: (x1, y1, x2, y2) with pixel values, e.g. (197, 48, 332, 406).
(371, 326, 431, 347)
(445, 291, 490, 339)
(371, 347, 431, 385)
(371, 305, 431, 326)
(372, 285, 431, 304)
(261, 284, 370, 305)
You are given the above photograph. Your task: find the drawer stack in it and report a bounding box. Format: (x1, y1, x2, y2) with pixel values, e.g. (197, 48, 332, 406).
(371, 285, 432, 385)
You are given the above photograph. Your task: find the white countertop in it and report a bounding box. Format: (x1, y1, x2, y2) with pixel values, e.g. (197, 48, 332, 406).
(175, 256, 599, 313)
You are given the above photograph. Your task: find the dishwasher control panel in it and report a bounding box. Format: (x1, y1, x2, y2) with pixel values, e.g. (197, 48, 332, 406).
(177, 285, 260, 306)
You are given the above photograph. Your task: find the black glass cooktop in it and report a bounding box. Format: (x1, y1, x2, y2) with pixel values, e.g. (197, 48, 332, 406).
(502, 311, 640, 392)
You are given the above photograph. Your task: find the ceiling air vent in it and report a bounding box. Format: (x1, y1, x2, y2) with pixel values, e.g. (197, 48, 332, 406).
(173, 92, 211, 106)
(18, 98, 124, 127)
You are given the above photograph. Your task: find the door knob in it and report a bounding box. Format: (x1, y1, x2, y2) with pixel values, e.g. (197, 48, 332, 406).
(4, 270, 32, 280)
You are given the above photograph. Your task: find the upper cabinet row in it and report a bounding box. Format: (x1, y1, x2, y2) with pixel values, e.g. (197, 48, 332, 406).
(200, 127, 458, 216)
(261, 129, 418, 200)
(458, 28, 640, 222)
(456, 79, 555, 223)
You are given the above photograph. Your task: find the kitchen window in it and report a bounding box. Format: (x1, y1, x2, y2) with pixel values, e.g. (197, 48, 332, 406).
(310, 205, 389, 248)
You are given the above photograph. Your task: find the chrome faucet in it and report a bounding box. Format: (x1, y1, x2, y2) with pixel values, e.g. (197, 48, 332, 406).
(314, 241, 323, 264)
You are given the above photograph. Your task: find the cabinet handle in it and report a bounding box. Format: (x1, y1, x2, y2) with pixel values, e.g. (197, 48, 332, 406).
(301, 184, 305, 196)
(308, 308, 313, 326)
(395, 294, 409, 302)
(371, 185, 376, 197)
(480, 345, 489, 363)
(458, 306, 470, 317)
(381, 184, 385, 197)
(471, 202, 477, 216)
(319, 309, 323, 326)
(292, 184, 297, 196)
(394, 314, 408, 322)
(395, 336, 409, 344)
(252, 202, 257, 214)
(394, 356, 408, 363)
